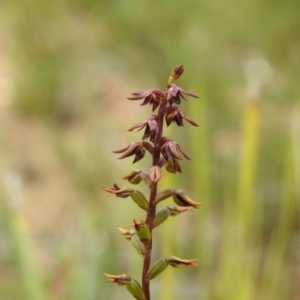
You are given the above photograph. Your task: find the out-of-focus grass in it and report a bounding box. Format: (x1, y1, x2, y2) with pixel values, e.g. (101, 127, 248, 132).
(1, 174, 44, 300)
(0, 0, 299, 299)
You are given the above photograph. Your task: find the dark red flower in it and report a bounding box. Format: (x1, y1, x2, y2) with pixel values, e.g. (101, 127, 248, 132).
(163, 106, 199, 127)
(113, 142, 146, 163)
(127, 89, 165, 111)
(166, 83, 198, 105)
(160, 137, 191, 161)
(128, 115, 160, 142)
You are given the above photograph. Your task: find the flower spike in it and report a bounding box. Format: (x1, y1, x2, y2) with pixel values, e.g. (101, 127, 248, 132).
(104, 65, 200, 300)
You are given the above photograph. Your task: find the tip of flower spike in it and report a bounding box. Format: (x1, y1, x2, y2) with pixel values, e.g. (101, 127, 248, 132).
(169, 64, 184, 83)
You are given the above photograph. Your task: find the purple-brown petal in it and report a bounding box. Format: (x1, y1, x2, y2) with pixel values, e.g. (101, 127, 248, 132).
(113, 144, 130, 154)
(127, 95, 143, 100)
(183, 115, 199, 126)
(116, 144, 137, 159)
(131, 91, 145, 96)
(133, 148, 145, 163)
(113, 142, 144, 160)
(175, 115, 184, 126)
(148, 118, 158, 131)
(168, 143, 183, 160)
(180, 89, 199, 98)
(142, 141, 154, 154)
(165, 114, 175, 126)
(177, 144, 191, 160)
(140, 96, 152, 106)
(142, 125, 152, 140)
(151, 101, 160, 112)
(165, 158, 182, 173)
(128, 122, 146, 132)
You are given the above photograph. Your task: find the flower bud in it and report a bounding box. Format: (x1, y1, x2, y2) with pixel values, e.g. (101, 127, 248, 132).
(165, 256, 198, 268)
(139, 171, 151, 187)
(172, 189, 202, 208)
(169, 64, 184, 83)
(123, 170, 142, 185)
(133, 219, 151, 247)
(167, 205, 191, 216)
(146, 257, 168, 281)
(130, 190, 149, 211)
(158, 155, 167, 167)
(104, 273, 131, 286)
(142, 141, 154, 154)
(125, 279, 146, 300)
(155, 189, 173, 204)
(131, 232, 145, 256)
(153, 207, 170, 228)
(104, 274, 146, 300)
(118, 227, 135, 240)
(149, 165, 161, 183)
(103, 184, 134, 198)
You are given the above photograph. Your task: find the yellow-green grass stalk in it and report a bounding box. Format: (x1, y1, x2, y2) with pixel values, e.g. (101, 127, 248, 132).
(1, 194, 45, 300)
(238, 99, 260, 300)
(217, 160, 264, 300)
(260, 113, 299, 300)
(187, 87, 212, 298)
(226, 99, 260, 300)
(216, 163, 236, 300)
(237, 100, 260, 236)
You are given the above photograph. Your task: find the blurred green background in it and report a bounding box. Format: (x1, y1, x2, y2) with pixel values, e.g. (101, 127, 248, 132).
(0, 0, 299, 299)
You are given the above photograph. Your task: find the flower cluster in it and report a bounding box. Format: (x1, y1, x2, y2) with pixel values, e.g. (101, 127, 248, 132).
(104, 65, 201, 300)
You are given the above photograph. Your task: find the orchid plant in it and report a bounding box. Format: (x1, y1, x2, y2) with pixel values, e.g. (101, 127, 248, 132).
(104, 65, 202, 300)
